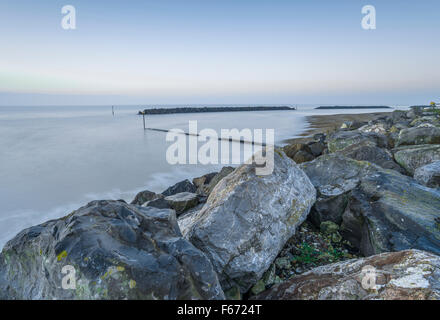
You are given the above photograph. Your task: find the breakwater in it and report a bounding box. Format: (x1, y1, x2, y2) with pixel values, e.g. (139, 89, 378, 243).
(315, 106, 391, 110)
(138, 106, 296, 115)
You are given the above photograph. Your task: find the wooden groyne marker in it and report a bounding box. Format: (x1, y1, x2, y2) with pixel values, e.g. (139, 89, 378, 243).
(145, 127, 267, 147)
(141, 111, 146, 130)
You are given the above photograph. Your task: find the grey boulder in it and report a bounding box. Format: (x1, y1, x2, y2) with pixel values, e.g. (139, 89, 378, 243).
(414, 161, 440, 188)
(393, 144, 440, 175)
(396, 126, 440, 147)
(301, 154, 377, 227)
(164, 192, 199, 215)
(253, 250, 440, 300)
(301, 154, 440, 256)
(339, 141, 404, 173)
(181, 149, 316, 293)
(131, 190, 162, 206)
(200, 167, 235, 196)
(162, 179, 197, 197)
(327, 131, 388, 153)
(0, 200, 224, 300)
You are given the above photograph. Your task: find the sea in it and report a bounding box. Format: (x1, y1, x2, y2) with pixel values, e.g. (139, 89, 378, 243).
(0, 104, 406, 248)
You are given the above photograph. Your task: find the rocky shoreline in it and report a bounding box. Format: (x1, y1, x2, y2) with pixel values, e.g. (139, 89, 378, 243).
(1, 106, 440, 300)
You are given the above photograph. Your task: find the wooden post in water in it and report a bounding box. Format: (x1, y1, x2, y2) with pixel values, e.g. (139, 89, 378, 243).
(142, 112, 146, 130)
(112, 106, 114, 116)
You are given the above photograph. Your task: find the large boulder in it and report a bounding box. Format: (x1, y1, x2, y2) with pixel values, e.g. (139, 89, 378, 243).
(143, 197, 171, 209)
(307, 141, 326, 157)
(181, 149, 316, 293)
(162, 179, 197, 197)
(131, 190, 162, 206)
(201, 167, 235, 196)
(300, 155, 377, 227)
(393, 144, 440, 175)
(391, 110, 409, 124)
(358, 123, 388, 135)
(341, 169, 440, 256)
(340, 121, 367, 131)
(327, 131, 388, 153)
(308, 193, 349, 227)
(301, 154, 440, 256)
(410, 116, 440, 128)
(253, 250, 440, 300)
(283, 143, 312, 160)
(292, 150, 315, 164)
(414, 161, 440, 188)
(339, 141, 404, 173)
(164, 192, 199, 215)
(0, 200, 224, 300)
(192, 172, 218, 189)
(396, 127, 440, 147)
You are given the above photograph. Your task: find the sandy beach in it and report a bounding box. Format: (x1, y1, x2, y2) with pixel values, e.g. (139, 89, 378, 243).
(284, 112, 392, 145)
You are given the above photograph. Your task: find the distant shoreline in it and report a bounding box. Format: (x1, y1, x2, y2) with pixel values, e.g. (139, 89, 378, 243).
(315, 106, 391, 110)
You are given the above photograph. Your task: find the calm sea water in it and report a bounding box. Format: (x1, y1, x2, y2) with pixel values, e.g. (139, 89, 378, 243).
(0, 104, 403, 248)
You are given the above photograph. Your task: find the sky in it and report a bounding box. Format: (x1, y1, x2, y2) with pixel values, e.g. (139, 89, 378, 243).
(0, 0, 439, 106)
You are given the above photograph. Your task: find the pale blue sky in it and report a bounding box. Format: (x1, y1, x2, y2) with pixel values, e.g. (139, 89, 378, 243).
(0, 0, 439, 106)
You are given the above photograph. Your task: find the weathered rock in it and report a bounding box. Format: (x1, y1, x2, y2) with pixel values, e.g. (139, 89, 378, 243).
(414, 161, 440, 188)
(393, 144, 440, 175)
(339, 141, 404, 173)
(406, 110, 417, 120)
(253, 250, 440, 300)
(131, 190, 163, 206)
(307, 141, 326, 157)
(164, 192, 199, 215)
(301, 155, 376, 227)
(192, 172, 218, 189)
(143, 197, 171, 209)
(293, 150, 315, 164)
(358, 123, 387, 134)
(301, 154, 440, 256)
(327, 131, 388, 153)
(396, 127, 440, 147)
(410, 116, 440, 128)
(313, 133, 326, 143)
(391, 110, 409, 124)
(308, 192, 349, 227)
(162, 179, 197, 197)
(177, 203, 205, 235)
(409, 106, 425, 117)
(181, 149, 316, 293)
(340, 121, 366, 131)
(341, 168, 440, 256)
(283, 143, 312, 160)
(201, 167, 235, 196)
(301, 154, 376, 198)
(0, 200, 224, 300)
